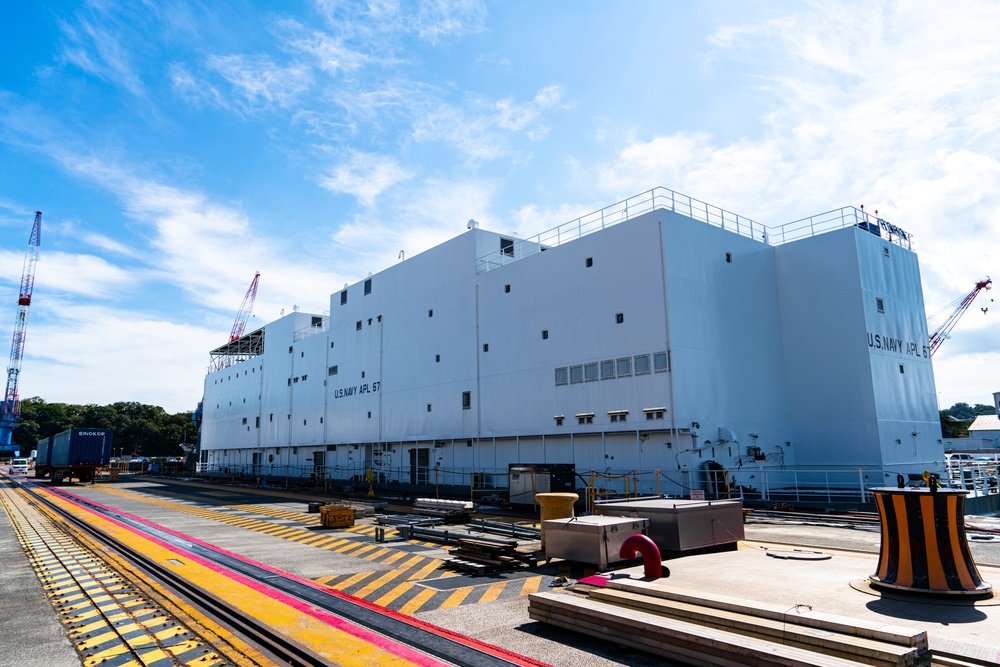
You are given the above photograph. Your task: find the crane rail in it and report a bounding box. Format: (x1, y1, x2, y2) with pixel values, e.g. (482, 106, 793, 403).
(15, 479, 547, 667)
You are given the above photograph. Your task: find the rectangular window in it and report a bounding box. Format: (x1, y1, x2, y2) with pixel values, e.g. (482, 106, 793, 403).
(584, 362, 598, 382)
(643, 407, 666, 421)
(301, 374, 308, 381)
(428, 309, 433, 317)
(356, 320, 362, 330)
(569, 365, 584, 384)
(287, 378, 292, 386)
(576, 413, 594, 425)
(341, 290, 347, 305)
(504, 284, 511, 293)
(554, 416, 564, 426)
(634, 354, 651, 375)
(242, 417, 247, 425)
(541, 329, 549, 340)
(899, 364, 905, 374)
(500, 238, 514, 256)
(876, 297, 885, 314)
(312, 316, 322, 327)
(364, 278, 372, 295)
(585, 257, 593, 267)
(617, 357, 632, 377)
(615, 312, 624, 324)
(269, 413, 273, 422)
(601, 359, 615, 380)
(289, 346, 293, 353)
(293, 377, 299, 383)
(328, 365, 338, 376)
(255, 416, 260, 428)
(653, 351, 668, 372)
(555, 367, 568, 385)
(483, 343, 489, 352)
(462, 391, 471, 409)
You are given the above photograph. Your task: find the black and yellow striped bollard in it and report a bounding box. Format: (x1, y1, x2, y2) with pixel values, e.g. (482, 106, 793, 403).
(870, 486, 991, 597)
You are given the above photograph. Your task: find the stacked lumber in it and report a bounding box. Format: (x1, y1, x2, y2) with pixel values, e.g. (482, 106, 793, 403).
(529, 580, 930, 666)
(413, 498, 473, 523)
(446, 536, 536, 574)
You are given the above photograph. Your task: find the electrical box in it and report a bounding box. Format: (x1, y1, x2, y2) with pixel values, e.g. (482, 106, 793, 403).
(543, 515, 650, 569)
(508, 463, 576, 506)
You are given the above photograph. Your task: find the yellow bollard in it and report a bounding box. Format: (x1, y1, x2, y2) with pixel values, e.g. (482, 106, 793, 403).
(535, 492, 579, 551)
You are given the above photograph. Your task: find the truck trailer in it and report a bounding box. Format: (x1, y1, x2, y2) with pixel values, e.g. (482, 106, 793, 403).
(34, 428, 113, 483)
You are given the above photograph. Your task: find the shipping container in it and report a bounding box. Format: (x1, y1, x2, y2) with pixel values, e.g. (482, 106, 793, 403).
(35, 428, 113, 483)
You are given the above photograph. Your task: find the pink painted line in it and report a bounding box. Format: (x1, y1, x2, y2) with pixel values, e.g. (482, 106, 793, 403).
(41, 486, 459, 667)
(45, 486, 552, 667)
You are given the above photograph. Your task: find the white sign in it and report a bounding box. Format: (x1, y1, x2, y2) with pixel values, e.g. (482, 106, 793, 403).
(690, 489, 706, 501)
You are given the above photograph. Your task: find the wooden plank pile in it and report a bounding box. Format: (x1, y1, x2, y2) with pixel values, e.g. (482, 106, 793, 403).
(529, 580, 930, 666)
(412, 497, 473, 523)
(446, 536, 537, 574)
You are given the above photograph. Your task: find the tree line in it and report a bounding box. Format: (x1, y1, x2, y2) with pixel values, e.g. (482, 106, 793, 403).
(14, 397, 197, 458)
(940, 402, 996, 439)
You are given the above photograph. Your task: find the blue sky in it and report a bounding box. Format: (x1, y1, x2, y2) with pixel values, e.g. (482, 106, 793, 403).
(1, 1, 998, 414)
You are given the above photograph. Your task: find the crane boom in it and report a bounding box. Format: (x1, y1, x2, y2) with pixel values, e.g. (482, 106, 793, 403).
(928, 277, 991, 356)
(230, 271, 260, 342)
(0, 211, 42, 451)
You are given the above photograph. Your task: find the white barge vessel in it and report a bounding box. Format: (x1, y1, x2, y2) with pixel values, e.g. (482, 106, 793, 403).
(198, 187, 945, 505)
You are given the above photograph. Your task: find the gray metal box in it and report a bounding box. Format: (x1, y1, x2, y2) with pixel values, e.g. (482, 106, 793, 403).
(543, 515, 649, 569)
(594, 498, 744, 552)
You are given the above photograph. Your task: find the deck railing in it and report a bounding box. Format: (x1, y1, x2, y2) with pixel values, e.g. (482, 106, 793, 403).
(476, 187, 912, 272)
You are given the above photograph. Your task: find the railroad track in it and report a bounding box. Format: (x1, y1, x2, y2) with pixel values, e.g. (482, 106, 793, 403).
(12, 479, 548, 667)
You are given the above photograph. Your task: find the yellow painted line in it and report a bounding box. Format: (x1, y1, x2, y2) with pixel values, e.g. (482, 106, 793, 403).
(438, 587, 472, 609)
(363, 547, 392, 561)
(397, 587, 437, 616)
(331, 571, 376, 591)
(353, 566, 414, 599)
(381, 550, 409, 566)
(479, 581, 506, 604)
(407, 559, 443, 581)
(39, 491, 430, 667)
(349, 543, 380, 557)
(321, 538, 352, 550)
(519, 576, 542, 596)
(333, 541, 366, 554)
(374, 582, 414, 608)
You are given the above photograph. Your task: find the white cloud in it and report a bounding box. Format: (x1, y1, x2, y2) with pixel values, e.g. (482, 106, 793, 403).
(319, 151, 412, 206)
(207, 54, 314, 110)
(313, 0, 487, 44)
(279, 19, 372, 74)
(330, 177, 498, 277)
(58, 12, 145, 97)
(414, 85, 568, 160)
(592, 1, 1000, 404)
(23, 302, 219, 412)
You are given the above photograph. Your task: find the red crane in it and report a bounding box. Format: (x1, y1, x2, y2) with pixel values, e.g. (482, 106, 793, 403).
(928, 277, 991, 356)
(209, 272, 261, 373)
(230, 271, 260, 342)
(0, 211, 42, 451)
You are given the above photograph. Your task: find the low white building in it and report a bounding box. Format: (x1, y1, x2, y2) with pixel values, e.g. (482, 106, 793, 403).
(199, 187, 944, 498)
(970, 415, 1000, 450)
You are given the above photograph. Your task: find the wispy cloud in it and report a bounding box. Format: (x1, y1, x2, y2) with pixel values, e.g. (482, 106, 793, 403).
(207, 54, 314, 111)
(57, 10, 146, 97)
(319, 151, 412, 205)
(313, 0, 487, 44)
(413, 85, 568, 160)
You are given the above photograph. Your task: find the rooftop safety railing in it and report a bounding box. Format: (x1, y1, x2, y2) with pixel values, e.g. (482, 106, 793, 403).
(475, 186, 913, 272)
(772, 207, 913, 250)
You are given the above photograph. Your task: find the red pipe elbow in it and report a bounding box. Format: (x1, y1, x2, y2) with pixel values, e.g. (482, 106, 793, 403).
(620, 533, 663, 579)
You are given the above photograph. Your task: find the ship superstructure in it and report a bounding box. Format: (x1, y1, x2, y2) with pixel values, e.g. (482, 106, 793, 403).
(200, 188, 943, 498)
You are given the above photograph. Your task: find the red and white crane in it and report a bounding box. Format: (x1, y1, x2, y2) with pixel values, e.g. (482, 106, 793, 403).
(0, 211, 42, 452)
(229, 271, 260, 342)
(209, 272, 260, 372)
(928, 277, 991, 356)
